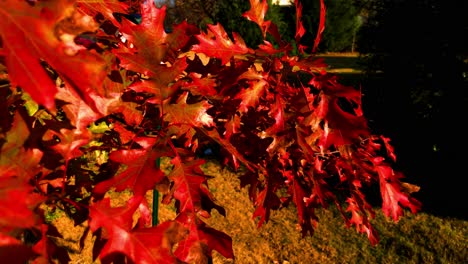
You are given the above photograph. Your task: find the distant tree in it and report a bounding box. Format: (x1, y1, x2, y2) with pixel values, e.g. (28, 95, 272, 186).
(281, 0, 363, 52)
(157, 0, 288, 48)
(319, 0, 362, 52)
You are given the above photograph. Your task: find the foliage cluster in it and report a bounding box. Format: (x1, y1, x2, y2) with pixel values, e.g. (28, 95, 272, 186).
(0, 0, 421, 263)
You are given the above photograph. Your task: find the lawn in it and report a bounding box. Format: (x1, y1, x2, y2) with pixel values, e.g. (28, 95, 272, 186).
(50, 159, 467, 264)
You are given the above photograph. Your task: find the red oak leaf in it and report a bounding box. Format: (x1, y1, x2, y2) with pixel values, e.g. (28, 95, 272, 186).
(192, 24, 253, 65)
(76, 0, 129, 26)
(0, 233, 37, 264)
(198, 127, 257, 171)
(0, 0, 107, 110)
(312, 0, 326, 53)
(107, 101, 144, 126)
(374, 160, 422, 221)
(1, 113, 30, 162)
(42, 85, 101, 162)
(380, 135, 397, 162)
(0, 176, 39, 231)
(42, 128, 90, 163)
(118, 3, 167, 62)
(294, 0, 306, 43)
(0, 115, 43, 230)
(127, 59, 188, 103)
(235, 79, 268, 113)
(116, 3, 194, 76)
(0, 113, 43, 180)
(174, 213, 233, 262)
(252, 185, 281, 228)
(290, 180, 315, 236)
(168, 157, 224, 217)
(31, 224, 71, 264)
(303, 158, 336, 208)
(181, 73, 218, 97)
(163, 91, 214, 127)
(257, 40, 292, 55)
(223, 115, 241, 141)
(265, 95, 286, 135)
(310, 76, 369, 148)
(164, 21, 200, 62)
(89, 197, 186, 264)
(55, 84, 102, 132)
(94, 137, 165, 197)
(243, 0, 271, 38)
(346, 195, 379, 246)
(112, 122, 136, 145)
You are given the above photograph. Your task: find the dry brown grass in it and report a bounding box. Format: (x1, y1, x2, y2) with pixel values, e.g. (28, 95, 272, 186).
(50, 161, 347, 264)
(49, 160, 468, 264)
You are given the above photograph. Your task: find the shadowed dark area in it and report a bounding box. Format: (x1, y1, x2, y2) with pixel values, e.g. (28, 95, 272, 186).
(351, 0, 468, 221)
(333, 69, 468, 221)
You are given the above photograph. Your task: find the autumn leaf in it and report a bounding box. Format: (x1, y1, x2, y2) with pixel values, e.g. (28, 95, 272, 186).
(0, 113, 30, 162)
(41, 84, 103, 162)
(192, 24, 253, 65)
(76, 0, 129, 26)
(107, 100, 144, 126)
(309, 75, 369, 148)
(31, 224, 71, 264)
(112, 122, 136, 144)
(0, 0, 107, 110)
(126, 59, 188, 103)
(0, 131, 43, 232)
(55, 84, 102, 132)
(223, 115, 241, 141)
(0, 113, 43, 180)
(235, 79, 268, 113)
(163, 92, 214, 127)
(116, 4, 167, 71)
(252, 186, 281, 228)
(168, 157, 224, 217)
(93, 137, 166, 197)
(89, 197, 186, 264)
(346, 195, 380, 246)
(0, 114, 45, 232)
(41, 127, 90, 164)
(294, 0, 306, 43)
(312, 0, 326, 53)
(0, 0, 424, 257)
(265, 95, 286, 135)
(198, 127, 258, 171)
(165, 21, 201, 62)
(180, 73, 218, 97)
(243, 0, 271, 38)
(174, 213, 233, 262)
(0, 176, 41, 231)
(115, 2, 194, 76)
(290, 179, 315, 237)
(0, 232, 37, 264)
(374, 160, 422, 221)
